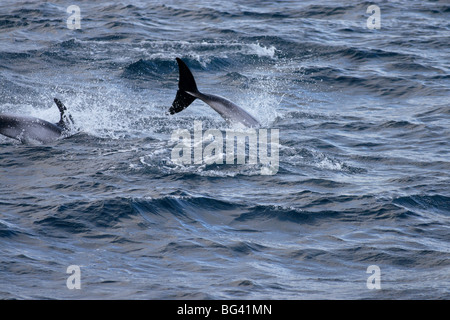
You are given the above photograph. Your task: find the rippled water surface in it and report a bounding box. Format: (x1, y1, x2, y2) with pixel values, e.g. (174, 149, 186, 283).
(0, 0, 449, 299)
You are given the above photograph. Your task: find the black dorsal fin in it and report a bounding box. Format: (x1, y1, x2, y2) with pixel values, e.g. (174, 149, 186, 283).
(54, 98, 66, 117)
(54, 98, 74, 129)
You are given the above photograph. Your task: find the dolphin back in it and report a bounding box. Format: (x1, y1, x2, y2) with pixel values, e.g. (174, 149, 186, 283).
(0, 114, 62, 143)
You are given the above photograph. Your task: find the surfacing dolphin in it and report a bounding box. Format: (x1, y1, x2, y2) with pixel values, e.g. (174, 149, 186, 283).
(169, 58, 260, 128)
(0, 98, 75, 144)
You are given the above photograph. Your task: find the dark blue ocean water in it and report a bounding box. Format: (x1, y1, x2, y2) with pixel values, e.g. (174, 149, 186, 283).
(0, 0, 449, 299)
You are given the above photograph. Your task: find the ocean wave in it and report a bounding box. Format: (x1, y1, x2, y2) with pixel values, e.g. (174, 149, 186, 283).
(26, 193, 422, 236)
(34, 198, 137, 235)
(121, 39, 278, 73)
(0, 219, 22, 238)
(393, 194, 450, 216)
(122, 58, 176, 80)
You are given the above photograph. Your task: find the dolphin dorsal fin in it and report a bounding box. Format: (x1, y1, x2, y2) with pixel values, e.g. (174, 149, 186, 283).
(54, 98, 74, 129)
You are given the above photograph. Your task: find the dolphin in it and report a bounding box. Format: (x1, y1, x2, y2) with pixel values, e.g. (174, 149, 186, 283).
(0, 98, 74, 144)
(169, 58, 260, 128)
